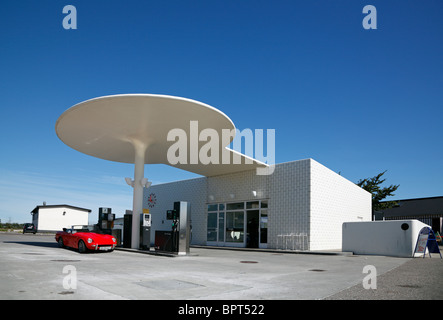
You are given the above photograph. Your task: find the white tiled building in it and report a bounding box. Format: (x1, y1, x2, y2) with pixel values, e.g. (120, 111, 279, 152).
(144, 158, 371, 251)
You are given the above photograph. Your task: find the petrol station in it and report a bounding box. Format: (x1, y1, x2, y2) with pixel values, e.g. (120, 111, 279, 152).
(56, 94, 372, 253)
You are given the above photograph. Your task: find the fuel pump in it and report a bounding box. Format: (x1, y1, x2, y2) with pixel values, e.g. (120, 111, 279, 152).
(175, 201, 191, 255)
(98, 207, 115, 235)
(167, 207, 180, 252)
(140, 213, 151, 250)
(155, 201, 190, 254)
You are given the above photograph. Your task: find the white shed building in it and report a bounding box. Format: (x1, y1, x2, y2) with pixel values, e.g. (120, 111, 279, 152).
(31, 204, 91, 232)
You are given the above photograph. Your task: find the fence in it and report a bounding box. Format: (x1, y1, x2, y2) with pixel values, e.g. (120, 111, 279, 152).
(276, 233, 308, 251)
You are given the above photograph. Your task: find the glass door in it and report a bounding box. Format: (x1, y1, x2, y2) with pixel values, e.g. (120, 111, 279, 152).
(207, 204, 226, 246)
(225, 211, 244, 246)
(246, 210, 260, 248)
(260, 201, 268, 249)
(218, 203, 225, 244)
(207, 200, 267, 248)
(260, 210, 268, 248)
(207, 211, 218, 242)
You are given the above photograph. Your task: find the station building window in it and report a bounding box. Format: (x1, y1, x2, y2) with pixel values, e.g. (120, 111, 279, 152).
(207, 200, 268, 248)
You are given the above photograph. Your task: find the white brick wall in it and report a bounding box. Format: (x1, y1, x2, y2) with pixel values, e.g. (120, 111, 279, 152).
(144, 158, 371, 251)
(207, 169, 268, 204)
(143, 178, 207, 245)
(310, 159, 372, 250)
(267, 159, 311, 249)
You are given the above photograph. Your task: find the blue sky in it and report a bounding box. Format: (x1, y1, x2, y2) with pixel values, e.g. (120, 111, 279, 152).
(1, 0, 442, 223)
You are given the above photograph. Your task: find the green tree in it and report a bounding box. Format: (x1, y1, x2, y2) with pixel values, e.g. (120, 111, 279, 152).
(357, 171, 399, 212)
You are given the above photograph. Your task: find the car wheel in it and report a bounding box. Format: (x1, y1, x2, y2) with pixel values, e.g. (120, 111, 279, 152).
(58, 237, 64, 248)
(78, 240, 87, 253)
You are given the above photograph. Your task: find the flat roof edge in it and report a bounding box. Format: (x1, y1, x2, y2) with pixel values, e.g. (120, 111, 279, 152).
(31, 204, 92, 214)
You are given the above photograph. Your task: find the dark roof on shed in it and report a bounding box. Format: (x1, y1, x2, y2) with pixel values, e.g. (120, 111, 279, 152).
(31, 204, 92, 214)
(379, 196, 443, 217)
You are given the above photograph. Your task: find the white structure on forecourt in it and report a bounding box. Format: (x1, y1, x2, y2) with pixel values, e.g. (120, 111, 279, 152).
(31, 204, 91, 232)
(144, 158, 371, 251)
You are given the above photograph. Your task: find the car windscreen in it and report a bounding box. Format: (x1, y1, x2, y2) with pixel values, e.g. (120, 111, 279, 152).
(72, 225, 93, 232)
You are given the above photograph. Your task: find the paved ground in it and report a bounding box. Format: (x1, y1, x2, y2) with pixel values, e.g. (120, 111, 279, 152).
(0, 233, 441, 300)
(326, 253, 443, 299)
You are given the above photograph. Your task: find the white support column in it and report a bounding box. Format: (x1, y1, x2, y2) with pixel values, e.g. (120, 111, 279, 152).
(131, 140, 146, 249)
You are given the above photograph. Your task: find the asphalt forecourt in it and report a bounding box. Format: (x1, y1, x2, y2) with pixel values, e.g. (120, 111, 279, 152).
(1, 233, 439, 306)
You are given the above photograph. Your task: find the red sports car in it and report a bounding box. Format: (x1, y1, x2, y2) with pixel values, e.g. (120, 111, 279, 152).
(55, 225, 116, 253)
